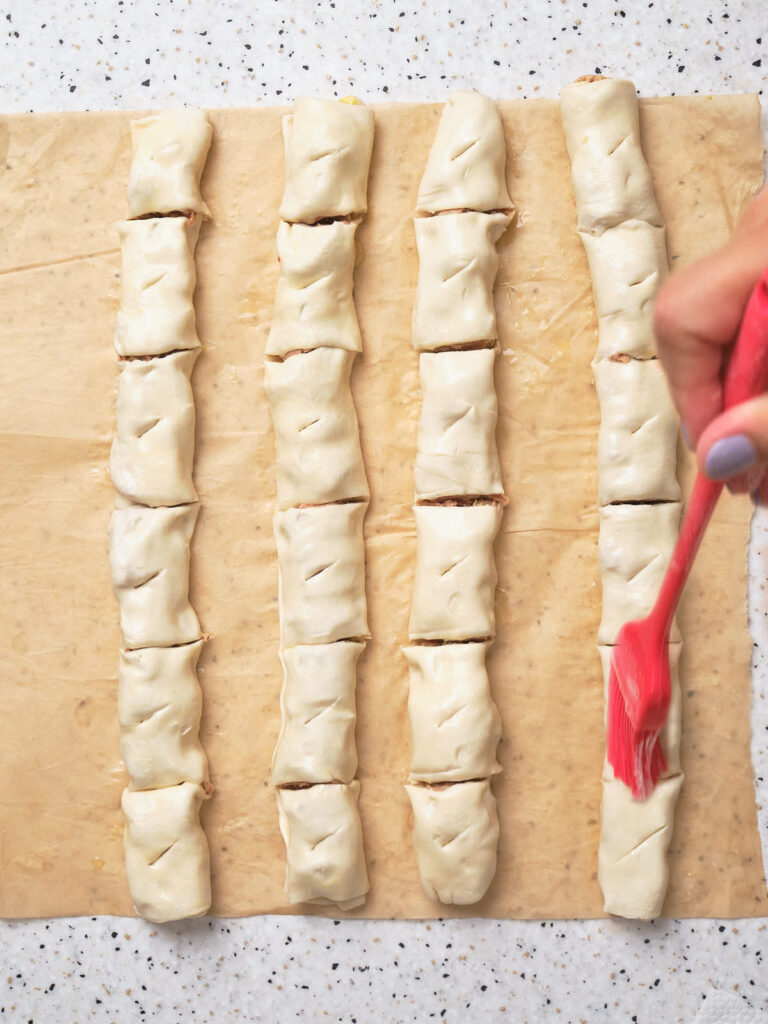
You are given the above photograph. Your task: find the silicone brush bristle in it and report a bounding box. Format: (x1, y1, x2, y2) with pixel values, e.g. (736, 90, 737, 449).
(607, 622, 669, 798)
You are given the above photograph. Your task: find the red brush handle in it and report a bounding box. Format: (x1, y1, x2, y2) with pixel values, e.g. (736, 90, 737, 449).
(653, 270, 768, 636)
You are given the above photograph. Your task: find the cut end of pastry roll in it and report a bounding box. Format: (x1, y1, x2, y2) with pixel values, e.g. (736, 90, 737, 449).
(122, 782, 211, 923)
(599, 772, 683, 920)
(275, 502, 369, 647)
(115, 216, 202, 358)
(265, 347, 368, 508)
(597, 502, 681, 644)
(279, 97, 374, 223)
(127, 108, 212, 219)
(110, 349, 199, 508)
(276, 781, 369, 910)
(412, 211, 510, 352)
(108, 503, 201, 650)
(416, 90, 512, 215)
(560, 78, 662, 235)
(409, 503, 502, 641)
(415, 347, 503, 500)
(119, 641, 209, 791)
(266, 220, 363, 358)
(271, 641, 363, 786)
(404, 641, 501, 782)
(406, 779, 499, 905)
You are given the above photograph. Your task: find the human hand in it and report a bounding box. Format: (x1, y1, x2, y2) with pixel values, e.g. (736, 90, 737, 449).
(654, 186, 768, 497)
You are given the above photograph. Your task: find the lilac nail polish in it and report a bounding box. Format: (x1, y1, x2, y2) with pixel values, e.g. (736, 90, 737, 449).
(681, 423, 692, 450)
(705, 434, 757, 480)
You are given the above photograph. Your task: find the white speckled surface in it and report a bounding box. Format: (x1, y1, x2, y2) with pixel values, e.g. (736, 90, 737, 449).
(1, 1, 767, 1021)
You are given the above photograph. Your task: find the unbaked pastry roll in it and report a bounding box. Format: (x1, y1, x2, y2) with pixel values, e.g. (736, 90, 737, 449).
(597, 645, 683, 920)
(415, 347, 502, 500)
(409, 503, 502, 641)
(412, 212, 510, 351)
(562, 77, 681, 921)
(115, 216, 202, 358)
(595, 357, 680, 505)
(266, 220, 362, 357)
(416, 90, 512, 215)
(122, 781, 211, 923)
(560, 77, 662, 235)
(108, 503, 201, 650)
(271, 641, 363, 786)
(581, 221, 668, 360)
(280, 97, 375, 223)
(599, 773, 683, 920)
(119, 641, 208, 791)
(127, 108, 213, 219)
(264, 347, 368, 508)
(276, 781, 369, 909)
(404, 642, 501, 783)
(275, 502, 369, 647)
(110, 348, 198, 508)
(597, 502, 681, 645)
(405, 778, 498, 905)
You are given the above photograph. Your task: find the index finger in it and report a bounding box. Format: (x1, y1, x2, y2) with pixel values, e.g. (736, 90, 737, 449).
(653, 187, 768, 445)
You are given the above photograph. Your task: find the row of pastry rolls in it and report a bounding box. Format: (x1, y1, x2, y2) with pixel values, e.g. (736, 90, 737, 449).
(107, 110, 214, 922)
(265, 97, 374, 910)
(405, 91, 511, 905)
(560, 76, 683, 920)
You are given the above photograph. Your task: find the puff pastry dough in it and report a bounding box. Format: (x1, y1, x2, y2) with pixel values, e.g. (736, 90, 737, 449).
(271, 641, 363, 786)
(597, 502, 681, 645)
(122, 782, 211, 923)
(416, 90, 512, 215)
(119, 641, 208, 792)
(412, 212, 509, 352)
(406, 779, 498, 905)
(581, 221, 667, 360)
(409, 503, 502, 641)
(280, 97, 374, 223)
(127, 108, 212, 219)
(598, 773, 683, 920)
(266, 220, 362, 357)
(108, 503, 201, 650)
(264, 348, 368, 508)
(562, 76, 681, 921)
(597, 645, 683, 921)
(276, 781, 369, 909)
(595, 357, 680, 505)
(115, 216, 201, 358)
(415, 347, 502, 500)
(110, 349, 198, 507)
(275, 502, 369, 647)
(560, 77, 662, 235)
(404, 642, 500, 783)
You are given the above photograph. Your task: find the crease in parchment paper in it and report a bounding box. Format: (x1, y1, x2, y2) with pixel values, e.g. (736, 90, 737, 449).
(0, 95, 764, 919)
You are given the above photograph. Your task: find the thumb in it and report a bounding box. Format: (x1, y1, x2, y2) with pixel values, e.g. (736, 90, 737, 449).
(696, 394, 768, 492)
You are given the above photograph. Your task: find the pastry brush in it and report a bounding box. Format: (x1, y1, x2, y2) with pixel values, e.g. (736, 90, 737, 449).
(607, 267, 768, 799)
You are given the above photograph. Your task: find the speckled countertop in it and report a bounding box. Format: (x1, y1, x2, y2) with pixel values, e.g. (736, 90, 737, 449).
(1, 1, 767, 1022)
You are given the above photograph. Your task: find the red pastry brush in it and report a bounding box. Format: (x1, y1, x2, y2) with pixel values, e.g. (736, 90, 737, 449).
(607, 267, 768, 799)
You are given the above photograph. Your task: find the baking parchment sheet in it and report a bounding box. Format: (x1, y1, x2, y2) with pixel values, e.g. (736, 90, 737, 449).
(0, 95, 764, 919)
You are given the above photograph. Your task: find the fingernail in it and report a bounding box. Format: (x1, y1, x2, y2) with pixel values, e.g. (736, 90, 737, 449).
(681, 423, 692, 450)
(705, 434, 758, 480)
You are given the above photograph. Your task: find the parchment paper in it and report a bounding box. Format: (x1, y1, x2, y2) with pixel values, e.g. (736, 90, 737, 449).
(0, 95, 764, 920)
